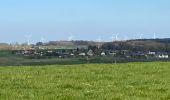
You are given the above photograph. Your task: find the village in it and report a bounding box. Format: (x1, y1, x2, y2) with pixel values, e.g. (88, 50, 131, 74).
(1, 39, 169, 65)
(13, 46, 169, 61)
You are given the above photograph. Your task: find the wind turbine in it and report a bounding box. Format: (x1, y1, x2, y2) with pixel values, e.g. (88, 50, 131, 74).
(115, 33, 119, 41)
(68, 33, 74, 41)
(40, 36, 46, 43)
(139, 33, 143, 39)
(25, 34, 32, 45)
(96, 36, 102, 48)
(111, 33, 119, 41)
(153, 33, 156, 39)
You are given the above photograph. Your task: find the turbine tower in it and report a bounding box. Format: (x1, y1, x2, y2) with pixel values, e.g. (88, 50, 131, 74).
(115, 33, 119, 41)
(139, 33, 143, 39)
(25, 34, 32, 45)
(111, 33, 119, 41)
(153, 33, 156, 39)
(68, 33, 74, 41)
(97, 36, 102, 48)
(40, 36, 45, 43)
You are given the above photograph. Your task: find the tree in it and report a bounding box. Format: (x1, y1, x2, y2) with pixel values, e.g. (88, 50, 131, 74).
(36, 42, 43, 46)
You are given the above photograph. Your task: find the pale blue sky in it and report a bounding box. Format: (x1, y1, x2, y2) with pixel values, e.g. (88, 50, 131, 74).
(0, 0, 170, 43)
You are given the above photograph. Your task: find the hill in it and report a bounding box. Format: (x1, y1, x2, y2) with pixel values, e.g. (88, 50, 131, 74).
(1, 38, 170, 50)
(102, 38, 170, 51)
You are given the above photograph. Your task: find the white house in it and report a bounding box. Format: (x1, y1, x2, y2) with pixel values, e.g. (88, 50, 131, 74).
(79, 53, 86, 56)
(70, 53, 74, 56)
(101, 52, 106, 56)
(109, 52, 117, 56)
(148, 51, 156, 55)
(158, 54, 169, 59)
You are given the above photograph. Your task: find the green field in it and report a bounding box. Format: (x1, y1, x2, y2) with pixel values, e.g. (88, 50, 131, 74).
(0, 62, 170, 100)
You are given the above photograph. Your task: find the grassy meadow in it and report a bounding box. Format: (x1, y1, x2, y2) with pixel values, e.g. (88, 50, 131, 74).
(0, 62, 170, 100)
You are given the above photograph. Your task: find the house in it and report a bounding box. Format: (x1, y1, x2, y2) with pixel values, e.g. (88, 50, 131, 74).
(38, 47, 45, 50)
(70, 53, 74, 56)
(148, 51, 156, 55)
(47, 50, 53, 53)
(121, 50, 129, 55)
(133, 51, 147, 59)
(155, 52, 169, 59)
(146, 51, 157, 59)
(87, 49, 94, 56)
(157, 54, 169, 59)
(101, 52, 106, 56)
(79, 53, 86, 56)
(108, 50, 117, 56)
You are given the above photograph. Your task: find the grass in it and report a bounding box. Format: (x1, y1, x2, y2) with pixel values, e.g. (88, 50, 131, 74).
(0, 62, 170, 100)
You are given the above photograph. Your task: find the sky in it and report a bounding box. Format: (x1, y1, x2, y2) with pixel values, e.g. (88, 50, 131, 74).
(0, 0, 170, 43)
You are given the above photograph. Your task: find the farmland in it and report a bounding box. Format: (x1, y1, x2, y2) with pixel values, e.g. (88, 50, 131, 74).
(0, 62, 170, 99)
